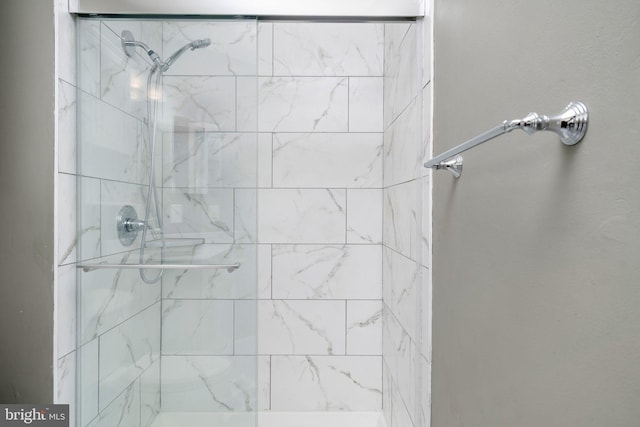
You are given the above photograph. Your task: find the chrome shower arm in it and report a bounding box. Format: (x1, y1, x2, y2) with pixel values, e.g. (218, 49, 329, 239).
(121, 30, 163, 66)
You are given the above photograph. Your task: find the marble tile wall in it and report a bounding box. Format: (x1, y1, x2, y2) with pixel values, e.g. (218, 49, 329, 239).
(382, 17, 432, 427)
(258, 21, 384, 412)
(159, 20, 384, 413)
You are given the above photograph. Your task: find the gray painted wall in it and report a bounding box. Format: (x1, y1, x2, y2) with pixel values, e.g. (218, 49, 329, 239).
(0, 0, 55, 402)
(432, 0, 640, 426)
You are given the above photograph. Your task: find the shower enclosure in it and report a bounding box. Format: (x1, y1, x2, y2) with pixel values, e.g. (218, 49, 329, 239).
(75, 17, 259, 427)
(71, 8, 428, 427)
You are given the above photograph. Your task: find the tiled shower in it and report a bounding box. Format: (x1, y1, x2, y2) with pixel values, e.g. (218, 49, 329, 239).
(55, 2, 432, 426)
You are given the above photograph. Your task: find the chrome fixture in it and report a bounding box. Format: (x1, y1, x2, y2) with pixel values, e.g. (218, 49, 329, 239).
(121, 30, 211, 72)
(434, 155, 464, 178)
(116, 205, 149, 246)
(119, 30, 211, 284)
(424, 101, 589, 177)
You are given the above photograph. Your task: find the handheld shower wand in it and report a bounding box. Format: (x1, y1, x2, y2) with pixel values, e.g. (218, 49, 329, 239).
(162, 38, 211, 71)
(118, 30, 211, 284)
(121, 30, 211, 72)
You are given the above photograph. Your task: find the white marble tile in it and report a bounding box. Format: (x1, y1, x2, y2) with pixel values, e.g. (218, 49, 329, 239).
(347, 189, 383, 244)
(421, 280, 432, 363)
(346, 301, 382, 356)
(57, 264, 76, 358)
(235, 189, 257, 243)
(237, 76, 258, 132)
(388, 376, 414, 427)
(273, 23, 383, 76)
(80, 251, 160, 344)
(56, 351, 77, 427)
(258, 77, 348, 132)
(234, 300, 258, 355)
(258, 300, 346, 355)
(382, 362, 393, 427)
(258, 23, 273, 76)
(258, 189, 346, 244)
(384, 23, 418, 129)
(272, 133, 382, 188)
(383, 180, 418, 260)
(382, 246, 422, 339)
(420, 354, 432, 427)
(100, 22, 155, 121)
(78, 92, 148, 185)
(141, 361, 161, 427)
(58, 80, 76, 174)
(162, 187, 234, 243)
(162, 299, 234, 355)
(79, 339, 99, 427)
(57, 0, 76, 85)
(258, 356, 271, 411)
(420, 85, 433, 181)
(258, 133, 273, 188)
(162, 21, 257, 76)
(384, 97, 422, 187)
(56, 351, 75, 405)
(78, 19, 101, 97)
(162, 132, 257, 189)
(272, 245, 382, 300)
(58, 173, 77, 265)
(271, 356, 382, 411)
(78, 177, 101, 261)
(161, 244, 257, 300)
(88, 381, 140, 427)
(349, 78, 384, 132)
(421, 17, 432, 88)
(100, 180, 147, 256)
(162, 76, 236, 132)
(382, 305, 416, 419)
(258, 244, 272, 299)
(161, 355, 257, 411)
(99, 303, 160, 410)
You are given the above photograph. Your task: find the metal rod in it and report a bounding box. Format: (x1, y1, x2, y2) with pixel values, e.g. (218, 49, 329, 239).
(424, 124, 507, 168)
(424, 101, 589, 175)
(77, 263, 240, 273)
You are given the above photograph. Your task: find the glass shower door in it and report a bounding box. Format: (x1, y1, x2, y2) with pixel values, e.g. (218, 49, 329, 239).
(75, 16, 258, 427)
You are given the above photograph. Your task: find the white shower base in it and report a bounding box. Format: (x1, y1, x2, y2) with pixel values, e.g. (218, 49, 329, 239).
(150, 411, 386, 427)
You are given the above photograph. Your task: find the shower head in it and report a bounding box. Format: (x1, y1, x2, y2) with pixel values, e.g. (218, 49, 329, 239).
(120, 30, 211, 73)
(191, 38, 211, 50)
(163, 38, 212, 71)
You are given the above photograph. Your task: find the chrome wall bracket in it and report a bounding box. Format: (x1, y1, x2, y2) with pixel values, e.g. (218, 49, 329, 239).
(121, 30, 136, 58)
(425, 101, 589, 178)
(502, 101, 588, 146)
(435, 155, 464, 178)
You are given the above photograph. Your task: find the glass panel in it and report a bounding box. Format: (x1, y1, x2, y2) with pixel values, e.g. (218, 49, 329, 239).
(76, 16, 258, 427)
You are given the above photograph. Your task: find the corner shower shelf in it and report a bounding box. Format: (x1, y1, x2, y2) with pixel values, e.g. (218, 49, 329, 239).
(77, 262, 240, 273)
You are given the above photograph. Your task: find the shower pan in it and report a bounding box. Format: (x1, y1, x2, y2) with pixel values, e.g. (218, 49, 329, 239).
(75, 16, 259, 427)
